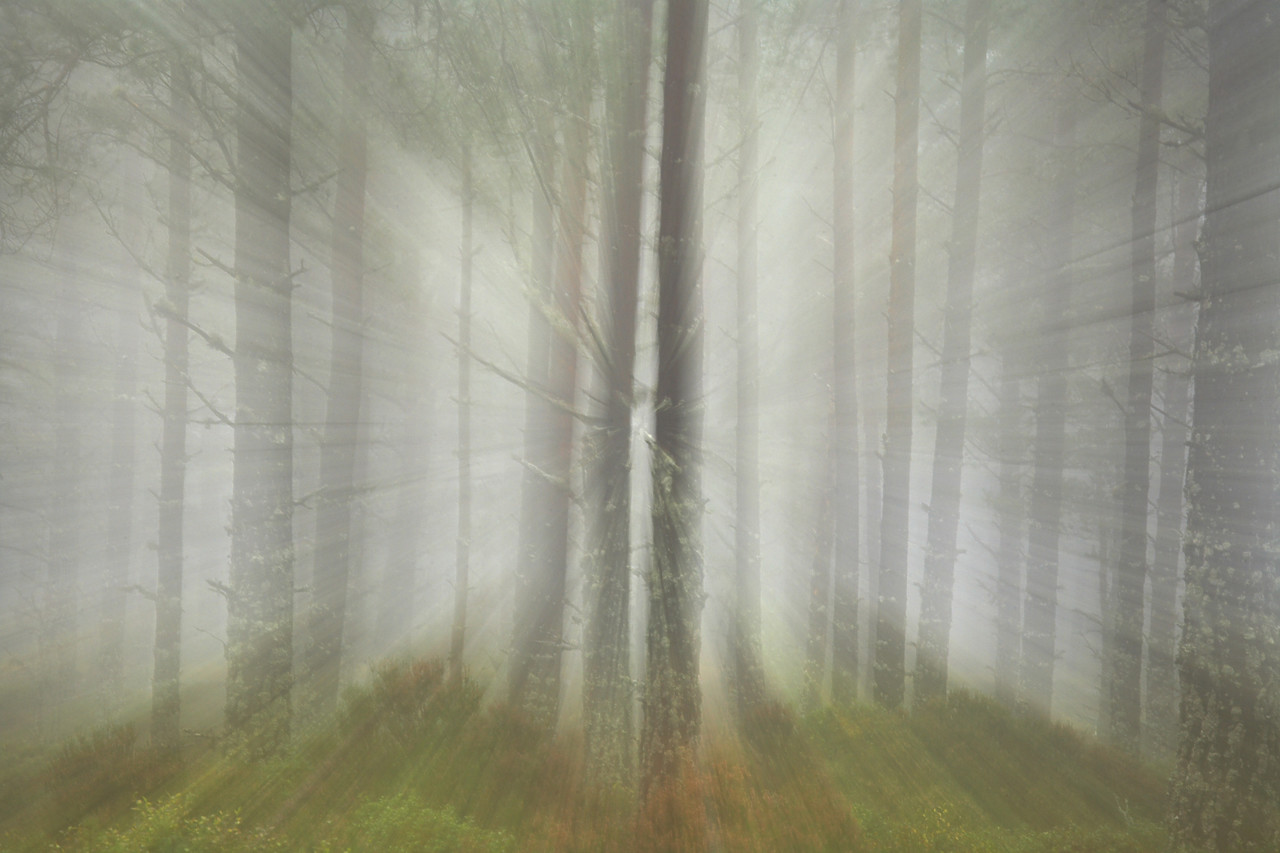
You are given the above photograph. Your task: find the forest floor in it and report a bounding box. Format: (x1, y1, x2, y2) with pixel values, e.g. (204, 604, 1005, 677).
(0, 658, 1169, 851)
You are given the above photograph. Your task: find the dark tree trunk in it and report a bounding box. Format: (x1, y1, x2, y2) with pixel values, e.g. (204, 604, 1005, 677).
(1168, 2, 1280, 848)
(226, 4, 295, 758)
(874, 0, 920, 710)
(915, 0, 989, 706)
(830, 0, 860, 708)
(1020, 99, 1076, 716)
(152, 54, 190, 754)
(992, 351, 1025, 709)
(1109, 0, 1166, 754)
(641, 0, 707, 800)
(451, 148, 473, 681)
(306, 2, 371, 719)
(583, 0, 651, 786)
(1144, 163, 1197, 762)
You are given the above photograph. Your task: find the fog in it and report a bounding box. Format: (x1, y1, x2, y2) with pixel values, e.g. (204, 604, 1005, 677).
(0, 0, 1251, 811)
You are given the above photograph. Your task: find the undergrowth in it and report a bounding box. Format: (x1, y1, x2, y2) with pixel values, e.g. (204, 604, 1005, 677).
(2, 662, 1170, 851)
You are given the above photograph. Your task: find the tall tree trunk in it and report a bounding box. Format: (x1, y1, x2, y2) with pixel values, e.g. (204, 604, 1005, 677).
(861, 397, 882, 697)
(733, 0, 766, 714)
(804, 422, 836, 710)
(1109, 0, 1166, 754)
(378, 256, 425, 657)
(100, 213, 140, 711)
(992, 351, 1024, 709)
(874, 0, 920, 710)
(306, 1, 371, 719)
(1020, 99, 1075, 717)
(1144, 163, 1197, 763)
(44, 238, 85, 736)
(1168, 2, 1280, 848)
(830, 0, 860, 708)
(915, 0, 989, 706)
(641, 0, 707, 800)
(583, 0, 651, 786)
(226, 4, 295, 758)
(509, 121, 558, 726)
(152, 54, 190, 754)
(450, 147, 473, 681)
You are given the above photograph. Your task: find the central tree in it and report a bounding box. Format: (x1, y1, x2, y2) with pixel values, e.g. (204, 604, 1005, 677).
(641, 0, 708, 799)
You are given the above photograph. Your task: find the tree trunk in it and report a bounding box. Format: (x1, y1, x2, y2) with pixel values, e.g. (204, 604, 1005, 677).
(830, 0, 860, 708)
(1144, 162, 1197, 763)
(100, 211, 140, 712)
(1109, 0, 1166, 754)
(641, 0, 707, 801)
(583, 0, 651, 787)
(732, 0, 767, 715)
(451, 147, 473, 681)
(804, 423, 836, 710)
(152, 54, 190, 755)
(992, 351, 1024, 709)
(509, 120, 558, 726)
(306, 1, 371, 720)
(915, 0, 989, 706)
(874, 0, 920, 710)
(1168, 2, 1280, 848)
(44, 237, 86, 737)
(1020, 99, 1075, 717)
(226, 5, 295, 758)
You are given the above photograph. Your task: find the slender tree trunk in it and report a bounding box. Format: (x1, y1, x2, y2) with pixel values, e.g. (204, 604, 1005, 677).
(830, 0, 860, 707)
(1020, 99, 1076, 717)
(733, 0, 766, 714)
(992, 351, 1024, 709)
(226, 5, 295, 758)
(451, 148, 473, 681)
(1168, 3, 1280, 848)
(874, 0, 920, 710)
(1144, 164, 1197, 763)
(152, 55, 190, 754)
(583, 0, 651, 786)
(378, 257, 425, 657)
(862, 398, 881, 697)
(509, 105, 562, 726)
(641, 0, 707, 800)
(915, 0, 989, 706)
(1109, 0, 1166, 754)
(44, 239, 85, 736)
(306, 2, 371, 719)
(100, 223, 139, 711)
(804, 421, 836, 710)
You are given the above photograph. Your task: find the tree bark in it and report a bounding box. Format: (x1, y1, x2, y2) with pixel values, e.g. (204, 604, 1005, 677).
(152, 52, 191, 754)
(830, 0, 860, 708)
(1168, 2, 1280, 848)
(874, 0, 920, 710)
(641, 0, 707, 801)
(992, 351, 1024, 709)
(1020, 99, 1076, 717)
(915, 0, 989, 706)
(306, 1, 371, 720)
(583, 0, 651, 787)
(1144, 162, 1197, 763)
(451, 147, 473, 682)
(1109, 0, 1166, 754)
(226, 3, 295, 758)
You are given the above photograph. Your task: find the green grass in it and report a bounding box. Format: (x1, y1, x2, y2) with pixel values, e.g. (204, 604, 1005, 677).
(0, 664, 1169, 852)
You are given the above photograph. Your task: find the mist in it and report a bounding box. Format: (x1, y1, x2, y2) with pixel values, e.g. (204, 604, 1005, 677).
(2, 0, 1277, 849)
